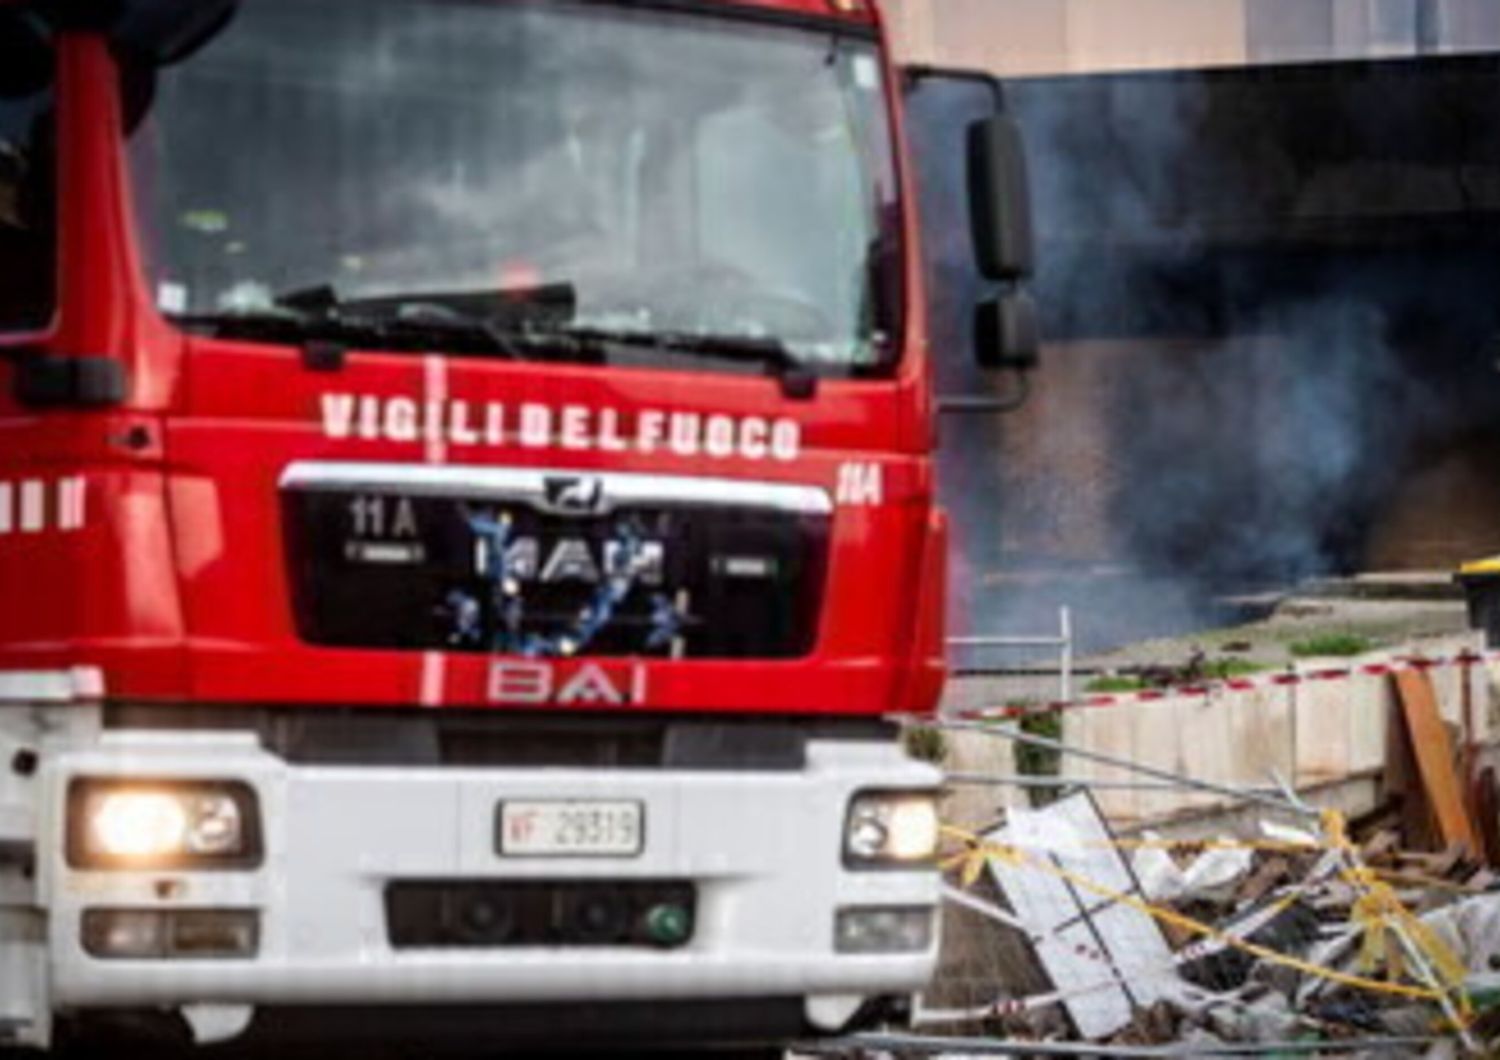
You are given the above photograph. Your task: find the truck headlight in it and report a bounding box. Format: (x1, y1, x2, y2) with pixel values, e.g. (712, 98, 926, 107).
(68, 780, 262, 869)
(843, 791, 939, 867)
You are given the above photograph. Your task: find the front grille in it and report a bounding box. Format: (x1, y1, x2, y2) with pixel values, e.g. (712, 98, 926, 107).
(386, 880, 696, 949)
(282, 465, 830, 659)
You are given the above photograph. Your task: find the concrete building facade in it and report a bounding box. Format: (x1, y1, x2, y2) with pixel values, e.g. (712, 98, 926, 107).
(885, 0, 1500, 73)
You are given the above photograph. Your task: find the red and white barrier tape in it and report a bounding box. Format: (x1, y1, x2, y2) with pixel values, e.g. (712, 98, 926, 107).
(949, 649, 1497, 723)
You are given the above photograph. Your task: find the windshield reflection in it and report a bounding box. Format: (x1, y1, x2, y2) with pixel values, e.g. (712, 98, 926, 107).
(126, 0, 901, 376)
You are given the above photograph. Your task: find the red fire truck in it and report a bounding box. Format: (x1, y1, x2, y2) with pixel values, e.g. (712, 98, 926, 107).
(0, 0, 1035, 1050)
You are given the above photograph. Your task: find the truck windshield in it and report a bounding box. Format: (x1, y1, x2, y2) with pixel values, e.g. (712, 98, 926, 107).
(126, 0, 901, 378)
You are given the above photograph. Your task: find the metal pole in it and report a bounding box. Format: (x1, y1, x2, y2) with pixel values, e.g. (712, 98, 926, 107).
(1289, 669, 1300, 791)
(1059, 604, 1074, 703)
(1461, 651, 1477, 797)
(946, 771, 1285, 793)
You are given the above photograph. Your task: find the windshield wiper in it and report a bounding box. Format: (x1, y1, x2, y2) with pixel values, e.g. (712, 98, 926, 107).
(176, 299, 527, 362)
(282, 286, 531, 358)
(558, 326, 822, 398)
(555, 327, 818, 398)
(174, 305, 343, 342)
(373, 301, 528, 360)
(177, 291, 819, 396)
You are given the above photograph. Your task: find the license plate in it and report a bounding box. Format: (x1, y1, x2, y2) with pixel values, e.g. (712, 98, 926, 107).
(497, 800, 644, 857)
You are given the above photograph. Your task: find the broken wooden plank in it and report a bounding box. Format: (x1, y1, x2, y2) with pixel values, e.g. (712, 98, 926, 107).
(1392, 670, 1480, 855)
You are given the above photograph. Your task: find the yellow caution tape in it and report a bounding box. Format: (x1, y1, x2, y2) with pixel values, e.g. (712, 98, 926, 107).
(1321, 811, 1471, 1012)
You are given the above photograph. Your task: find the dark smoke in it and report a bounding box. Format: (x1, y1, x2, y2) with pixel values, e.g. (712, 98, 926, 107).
(912, 54, 1500, 655)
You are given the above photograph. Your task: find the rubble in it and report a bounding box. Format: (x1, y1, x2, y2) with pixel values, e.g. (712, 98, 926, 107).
(912, 627, 1500, 1059)
(928, 728, 1500, 1056)
(933, 815, 1500, 1053)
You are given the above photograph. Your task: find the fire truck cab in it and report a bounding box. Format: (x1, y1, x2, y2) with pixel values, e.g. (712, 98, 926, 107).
(0, 0, 1035, 1049)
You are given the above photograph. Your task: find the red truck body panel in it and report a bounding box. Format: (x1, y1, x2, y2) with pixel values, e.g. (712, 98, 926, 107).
(0, 1, 948, 719)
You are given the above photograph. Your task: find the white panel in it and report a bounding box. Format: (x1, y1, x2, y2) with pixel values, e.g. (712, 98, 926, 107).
(1034, 923, 1133, 1038)
(1092, 899, 1177, 1007)
(1432, 0, 1500, 51)
(19, 481, 44, 533)
(985, 840, 1078, 930)
(1049, 792, 1135, 897)
(57, 478, 85, 532)
(986, 792, 1179, 1040)
(1334, 0, 1420, 56)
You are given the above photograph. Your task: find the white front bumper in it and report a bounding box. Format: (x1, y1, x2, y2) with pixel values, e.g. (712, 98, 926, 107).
(41, 730, 939, 1015)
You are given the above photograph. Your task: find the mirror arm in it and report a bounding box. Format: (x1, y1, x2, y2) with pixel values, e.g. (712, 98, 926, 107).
(937, 372, 1031, 416)
(903, 64, 1006, 113)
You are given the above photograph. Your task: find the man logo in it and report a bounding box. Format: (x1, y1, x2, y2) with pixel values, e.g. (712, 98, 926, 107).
(542, 475, 605, 516)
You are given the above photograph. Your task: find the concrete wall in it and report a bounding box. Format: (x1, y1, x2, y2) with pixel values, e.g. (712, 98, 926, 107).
(885, 0, 1500, 72)
(884, 0, 1245, 72)
(942, 633, 1496, 833)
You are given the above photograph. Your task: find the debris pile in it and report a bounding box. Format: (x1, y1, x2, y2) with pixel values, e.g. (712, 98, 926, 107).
(910, 666, 1500, 1055)
(931, 797, 1500, 1055)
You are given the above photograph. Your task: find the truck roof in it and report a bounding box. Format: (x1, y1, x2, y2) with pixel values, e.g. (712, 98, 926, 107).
(716, 0, 881, 26)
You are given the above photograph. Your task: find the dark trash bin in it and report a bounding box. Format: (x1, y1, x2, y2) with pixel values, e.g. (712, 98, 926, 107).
(1457, 556, 1500, 648)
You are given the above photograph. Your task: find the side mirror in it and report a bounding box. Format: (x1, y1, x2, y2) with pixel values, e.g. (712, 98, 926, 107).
(968, 113, 1035, 282)
(0, 11, 53, 100)
(903, 65, 1043, 388)
(975, 290, 1040, 371)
